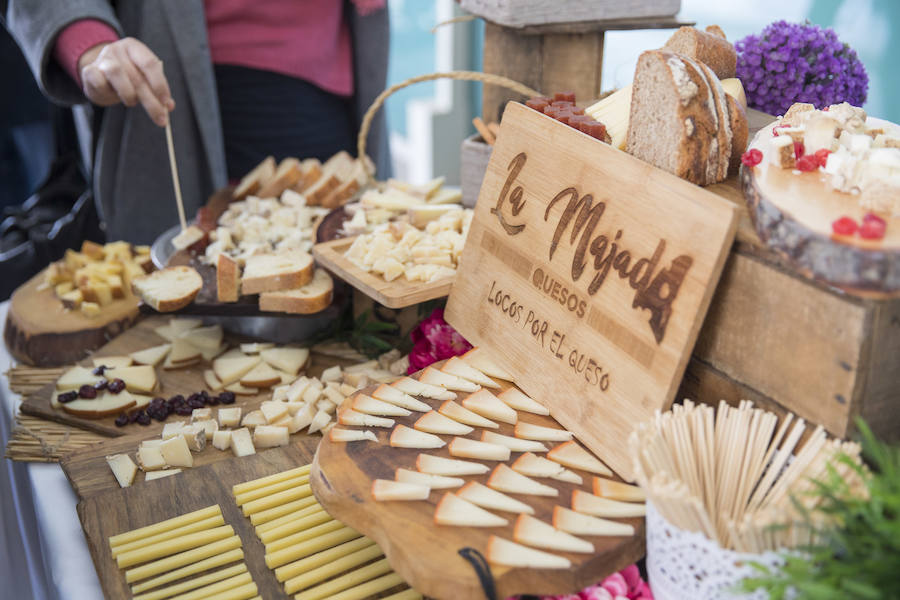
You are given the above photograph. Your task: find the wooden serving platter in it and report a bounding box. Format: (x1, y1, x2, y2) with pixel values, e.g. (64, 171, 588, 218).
(77, 440, 319, 600)
(18, 316, 273, 436)
(4, 269, 140, 367)
(311, 375, 645, 599)
(313, 237, 455, 309)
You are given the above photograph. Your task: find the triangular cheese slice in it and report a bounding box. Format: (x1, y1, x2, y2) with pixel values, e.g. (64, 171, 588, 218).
(390, 425, 445, 449)
(216, 347, 247, 361)
(462, 348, 514, 381)
(372, 479, 429, 501)
(307, 409, 332, 433)
(392, 377, 455, 401)
(372, 384, 431, 412)
(198, 343, 227, 362)
(439, 400, 498, 429)
(131, 394, 152, 410)
(225, 382, 259, 396)
(240, 342, 274, 354)
(486, 536, 570, 569)
(414, 411, 473, 436)
(129, 343, 172, 367)
(240, 362, 282, 388)
(441, 356, 499, 389)
(488, 464, 558, 497)
(353, 395, 412, 417)
(104, 365, 158, 394)
(91, 356, 132, 369)
(498, 388, 549, 416)
(547, 441, 612, 476)
(61, 390, 137, 418)
(461, 390, 517, 424)
(448, 437, 510, 461)
(514, 422, 573, 442)
(338, 408, 394, 428)
(593, 478, 646, 503)
(434, 492, 507, 527)
(571, 490, 646, 518)
(552, 506, 635, 537)
(329, 428, 377, 443)
(416, 454, 489, 476)
(260, 347, 309, 375)
(396, 468, 463, 490)
(481, 431, 547, 453)
(203, 369, 223, 392)
(512, 453, 583, 485)
(457, 482, 534, 515)
(419, 367, 479, 392)
(153, 323, 177, 342)
(168, 337, 201, 364)
(55, 366, 103, 390)
(178, 325, 223, 351)
(168, 318, 202, 336)
(514, 514, 593, 553)
(213, 355, 262, 386)
(162, 354, 200, 370)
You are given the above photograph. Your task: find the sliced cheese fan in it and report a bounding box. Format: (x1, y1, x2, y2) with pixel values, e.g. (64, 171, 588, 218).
(457, 482, 534, 515)
(547, 441, 612, 476)
(416, 454, 489, 476)
(329, 428, 377, 443)
(414, 411, 474, 436)
(440, 356, 499, 389)
(461, 347, 514, 381)
(497, 388, 550, 416)
(488, 464, 558, 497)
(552, 506, 635, 537)
(486, 536, 571, 570)
(514, 422, 573, 442)
(392, 377, 455, 401)
(481, 431, 547, 453)
(371, 384, 431, 412)
(372, 479, 430, 502)
(337, 408, 395, 428)
(513, 514, 594, 554)
(461, 389, 517, 424)
(395, 468, 464, 490)
(418, 367, 479, 393)
(390, 425, 445, 449)
(512, 452, 583, 485)
(593, 477, 646, 503)
(353, 395, 412, 417)
(571, 490, 646, 518)
(439, 400, 498, 429)
(448, 437, 510, 462)
(129, 343, 172, 367)
(434, 492, 508, 527)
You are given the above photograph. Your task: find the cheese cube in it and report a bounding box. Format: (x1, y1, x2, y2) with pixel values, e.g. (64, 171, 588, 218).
(106, 454, 137, 488)
(253, 425, 290, 448)
(159, 435, 194, 468)
(301, 381, 323, 404)
(241, 410, 266, 428)
(320, 366, 342, 382)
(137, 446, 166, 471)
(260, 401, 288, 424)
(140, 439, 165, 449)
(194, 419, 218, 441)
(191, 408, 212, 422)
(286, 377, 311, 403)
(212, 430, 232, 451)
(218, 407, 242, 428)
(162, 421, 186, 440)
(285, 402, 306, 416)
(230, 428, 256, 457)
(272, 385, 289, 402)
(181, 425, 206, 452)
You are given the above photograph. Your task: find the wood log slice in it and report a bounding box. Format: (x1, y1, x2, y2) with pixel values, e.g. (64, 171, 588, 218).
(4, 270, 140, 367)
(741, 117, 900, 296)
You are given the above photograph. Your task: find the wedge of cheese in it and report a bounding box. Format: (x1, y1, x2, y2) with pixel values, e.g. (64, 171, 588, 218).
(440, 356, 499, 389)
(497, 388, 549, 416)
(593, 477, 646, 503)
(371, 384, 431, 412)
(481, 431, 547, 453)
(392, 377, 455, 401)
(372, 479, 429, 502)
(439, 400, 498, 429)
(512, 452, 582, 484)
(213, 355, 262, 386)
(547, 441, 612, 476)
(259, 347, 309, 375)
(552, 506, 634, 537)
(414, 411, 473, 436)
(513, 514, 593, 554)
(389, 425, 445, 449)
(168, 337, 201, 364)
(352, 395, 411, 417)
(395, 468, 463, 490)
(461, 389, 517, 424)
(329, 428, 377, 443)
(585, 83, 632, 150)
(571, 490, 646, 518)
(179, 325, 223, 351)
(461, 348, 514, 381)
(92, 356, 132, 369)
(159, 435, 193, 468)
(55, 366, 103, 390)
(486, 536, 570, 569)
(241, 362, 282, 389)
(129, 343, 172, 367)
(61, 390, 137, 418)
(106, 454, 137, 488)
(337, 408, 394, 428)
(416, 454, 489, 477)
(488, 464, 557, 497)
(419, 367, 479, 392)
(514, 422, 572, 442)
(457, 481, 534, 515)
(434, 492, 507, 527)
(448, 437, 510, 462)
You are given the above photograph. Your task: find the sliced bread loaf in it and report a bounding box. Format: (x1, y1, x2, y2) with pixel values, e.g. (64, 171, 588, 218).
(257, 157, 302, 198)
(131, 266, 202, 312)
(233, 155, 275, 200)
(291, 159, 323, 194)
(663, 26, 737, 79)
(241, 250, 313, 295)
(216, 253, 240, 302)
(259, 268, 333, 314)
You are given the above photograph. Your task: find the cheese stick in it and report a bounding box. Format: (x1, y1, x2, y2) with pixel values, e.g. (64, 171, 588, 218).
(132, 564, 246, 600)
(172, 580, 258, 600)
(232, 465, 311, 495)
(257, 510, 332, 545)
(234, 474, 310, 505)
(110, 505, 221, 548)
(254, 503, 323, 534)
(112, 515, 224, 558)
(265, 520, 345, 553)
(130, 549, 244, 593)
(283, 544, 384, 594)
(249, 496, 318, 525)
(326, 573, 405, 600)
(274, 538, 375, 582)
(167, 573, 253, 600)
(117, 525, 235, 568)
(241, 483, 312, 515)
(294, 558, 392, 600)
(125, 536, 242, 583)
(265, 526, 360, 569)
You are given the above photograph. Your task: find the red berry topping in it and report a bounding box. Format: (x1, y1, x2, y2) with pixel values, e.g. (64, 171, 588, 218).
(863, 212, 886, 225)
(741, 148, 763, 167)
(78, 385, 98, 399)
(793, 141, 805, 160)
(772, 124, 790, 136)
(860, 217, 886, 240)
(814, 148, 831, 167)
(796, 155, 819, 172)
(107, 378, 126, 394)
(832, 216, 859, 236)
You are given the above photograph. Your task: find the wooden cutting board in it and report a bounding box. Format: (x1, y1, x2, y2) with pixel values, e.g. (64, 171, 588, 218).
(4, 269, 140, 367)
(313, 237, 455, 309)
(77, 440, 319, 600)
(311, 376, 645, 599)
(18, 315, 274, 436)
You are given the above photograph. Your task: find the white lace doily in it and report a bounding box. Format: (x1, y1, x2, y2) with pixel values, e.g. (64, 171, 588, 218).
(646, 501, 785, 600)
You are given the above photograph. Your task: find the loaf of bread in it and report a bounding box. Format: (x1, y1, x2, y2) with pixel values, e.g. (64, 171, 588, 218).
(131, 266, 202, 312)
(258, 268, 333, 315)
(241, 250, 313, 295)
(216, 253, 240, 303)
(663, 26, 737, 80)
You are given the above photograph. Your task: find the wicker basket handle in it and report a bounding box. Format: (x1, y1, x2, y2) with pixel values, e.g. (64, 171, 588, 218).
(357, 70, 542, 180)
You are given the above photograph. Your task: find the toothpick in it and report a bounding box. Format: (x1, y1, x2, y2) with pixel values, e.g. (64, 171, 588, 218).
(164, 121, 188, 231)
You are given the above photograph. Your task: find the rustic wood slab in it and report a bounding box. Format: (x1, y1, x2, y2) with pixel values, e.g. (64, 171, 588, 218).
(77, 440, 320, 600)
(312, 373, 645, 599)
(312, 237, 455, 309)
(18, 316, 273, 436)
(4, 269, 140, 367)
(446, 102, 737, 480)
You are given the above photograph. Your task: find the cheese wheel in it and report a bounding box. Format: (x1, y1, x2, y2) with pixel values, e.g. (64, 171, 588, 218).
(167, 573, 253, 600)
(112, 515, 225, 558)
(117, 525, 235, 568)
(130, 549, 244, 593)
(274, 538, 375, 583)
(265, 520, 344, 554)
(257, 510, 332, 545)
(232, 465, 311, 495)
(326, 573, 405, 600)
(254, 502, 323, 535)
(241, 484, 312, 515)
(265, 526, 360, 569)
(249, 496, 319, 526)
(283, 544, 384, 594)
(125, 536, 242, 583)
(293, 558, 392, 600)
(234, 474, 310, 506)
(110, 505, 221, 548)
(131, 564, 246, 600)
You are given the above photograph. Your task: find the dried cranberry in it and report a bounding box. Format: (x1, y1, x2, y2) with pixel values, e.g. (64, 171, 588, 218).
(114, 414, 129, 427)
(169, 394, 185, 405)
(107, 378, 126, 394)
(78, 385, 98, 399)
(796, 155, 819, 172)
(740, 148, 763, 167)
(860, 214, 887, 240)
(814, 148, 831, 167)
(188, 397, 205, 410)
(175, 405, 193, 416)
(149, 397, 166, 410)
(91, 365, 107, 376)
(218, 391, 236, 405)
(793, 141, 805, 160)
(93, 379, 108, 391)
(57, 391, 78, 404)
(206, 394, 219, 406)
(149, 406, 169, 421)
(832, 216, 858, 236)
(135, 411, 151, 426)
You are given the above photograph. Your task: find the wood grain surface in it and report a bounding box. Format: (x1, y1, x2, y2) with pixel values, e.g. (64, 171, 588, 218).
(312, 373, 645, 599)
(313, 237, 455, 309)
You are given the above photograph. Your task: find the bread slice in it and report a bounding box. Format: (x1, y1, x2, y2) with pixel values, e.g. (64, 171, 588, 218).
(291, 159, 323, 193)
(726, 93, 749, 171)
(233, 155, 275, 200)
(663, 26, 737, 79)
(321, 159, 368, 209)
(258, 268, 333, 315)
(257, 157, 303, 199)
(241, 250, 313, 295)
(691, 58, 732, 181)
(216, 253, 240, 303)
(131, 266, 202, 312)
(303, 173, 340, 206)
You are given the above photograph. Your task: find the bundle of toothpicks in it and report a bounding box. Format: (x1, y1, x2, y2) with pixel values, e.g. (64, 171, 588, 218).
(629, 400, 867, 554)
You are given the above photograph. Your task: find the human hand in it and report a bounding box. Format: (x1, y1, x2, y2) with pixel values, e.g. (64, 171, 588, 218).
(78, 38, 175, 126)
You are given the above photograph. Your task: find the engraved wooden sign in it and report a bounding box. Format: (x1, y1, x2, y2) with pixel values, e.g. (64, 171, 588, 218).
(446, 102, 738, 479)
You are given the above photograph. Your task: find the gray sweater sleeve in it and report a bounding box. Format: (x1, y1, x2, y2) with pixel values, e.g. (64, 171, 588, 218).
(2, 0, 122, 105)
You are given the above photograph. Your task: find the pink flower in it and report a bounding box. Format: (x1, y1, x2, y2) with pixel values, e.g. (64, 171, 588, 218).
(407, 308, 471, 374)
(580, 585, 614, 600)
(601, 573, 629, 597)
